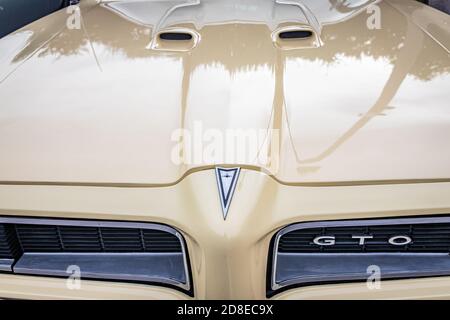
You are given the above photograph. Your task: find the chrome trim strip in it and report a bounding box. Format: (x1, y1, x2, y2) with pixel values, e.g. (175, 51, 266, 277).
(14, 252, 187, 288)
(0, 216, 191, 292)
(275, 252, 450, 289)
(271, 216, 450, 291)
(0, 258, 14, 272)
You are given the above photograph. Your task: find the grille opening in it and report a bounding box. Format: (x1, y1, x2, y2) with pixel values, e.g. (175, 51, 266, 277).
(278, 30, 313, 39)
(0, 217, 191, 294)
(159, 32, 193, 41)
(269, 217, 450, 297)
(278, 223, 450, 253)
(0, 224, 21, 259)
(13, 224, 182, 253)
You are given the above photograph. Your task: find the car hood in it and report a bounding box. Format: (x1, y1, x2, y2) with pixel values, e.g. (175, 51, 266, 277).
(0, 0, 449, 185)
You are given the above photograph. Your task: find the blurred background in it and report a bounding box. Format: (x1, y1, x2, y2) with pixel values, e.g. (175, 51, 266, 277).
(0, 0, 449, 39)
(0, 0, 75, 38)
(418, 0, 450, 13)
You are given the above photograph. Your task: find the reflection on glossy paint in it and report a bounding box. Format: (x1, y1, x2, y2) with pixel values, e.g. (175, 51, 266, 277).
(284, 54, 394, 161)
(0, 0, 449, 184)
(0, 30, 34, 80)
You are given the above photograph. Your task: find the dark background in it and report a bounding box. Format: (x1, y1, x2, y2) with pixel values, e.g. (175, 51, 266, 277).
(0, 0, 449, 39)
(419, 0, 450, 13)
(0, 0, 73, 38)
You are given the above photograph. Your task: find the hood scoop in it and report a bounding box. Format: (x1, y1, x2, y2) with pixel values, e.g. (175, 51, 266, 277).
(278, 30, 313, 39)
(159, 31, 193, 41)
(272, 25, 322, 49)
(148, 28, 200, 51)
(107, 0, 327, 52)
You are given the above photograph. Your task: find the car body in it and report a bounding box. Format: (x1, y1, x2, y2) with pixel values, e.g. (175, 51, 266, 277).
(0, 0, 449, 299)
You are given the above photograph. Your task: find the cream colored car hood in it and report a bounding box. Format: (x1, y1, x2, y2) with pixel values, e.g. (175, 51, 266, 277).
(0, 0, 449, 185)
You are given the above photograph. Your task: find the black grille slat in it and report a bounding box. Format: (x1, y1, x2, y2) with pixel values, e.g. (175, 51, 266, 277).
(0, 222, 182, 255)
(60, 226, 102, 252)
(0, 225, 21, 259)
(0, 219, 191, 294)
(16, 225, 62, 252)
(143, 229, 182, 253)
(279, 222, 450, 253)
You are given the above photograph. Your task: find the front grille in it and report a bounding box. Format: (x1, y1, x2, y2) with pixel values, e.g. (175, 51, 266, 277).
(14, 224, 182, 253)
(0, 224, 20, 259)
(270, 216, 450, 296)
(0, 217, 191, 294)
(279, 222, 450, 253)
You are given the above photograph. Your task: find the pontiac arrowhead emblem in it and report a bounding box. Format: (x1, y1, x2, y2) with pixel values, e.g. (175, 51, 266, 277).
(215, 167, 241, 220)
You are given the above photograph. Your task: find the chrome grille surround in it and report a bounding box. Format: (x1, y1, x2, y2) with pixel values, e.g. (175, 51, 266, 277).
(0, 216, 192, 294)
(269, 216, 450, 296)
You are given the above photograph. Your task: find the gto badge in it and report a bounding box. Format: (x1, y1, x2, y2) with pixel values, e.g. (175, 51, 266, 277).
(313, 235, 412, 246)
(215, 167, 240, 220)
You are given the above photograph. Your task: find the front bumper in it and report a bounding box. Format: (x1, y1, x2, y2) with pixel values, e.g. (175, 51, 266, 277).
(0, 168, 449, 299)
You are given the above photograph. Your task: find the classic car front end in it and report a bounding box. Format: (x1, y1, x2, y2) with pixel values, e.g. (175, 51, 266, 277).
(0, 0, 449, 300)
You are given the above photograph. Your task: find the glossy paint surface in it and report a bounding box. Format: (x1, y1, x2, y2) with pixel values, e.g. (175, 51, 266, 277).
(0, 0, 450, 300)
(0, 168, 450, 299)
(0, 0, 449, 185)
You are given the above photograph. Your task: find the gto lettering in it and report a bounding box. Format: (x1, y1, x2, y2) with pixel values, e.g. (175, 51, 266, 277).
(352, 235, 374, 245)
(388, 235, 412, 246)
(313, 236, 335, 246)
(313, 235, 412, 246)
